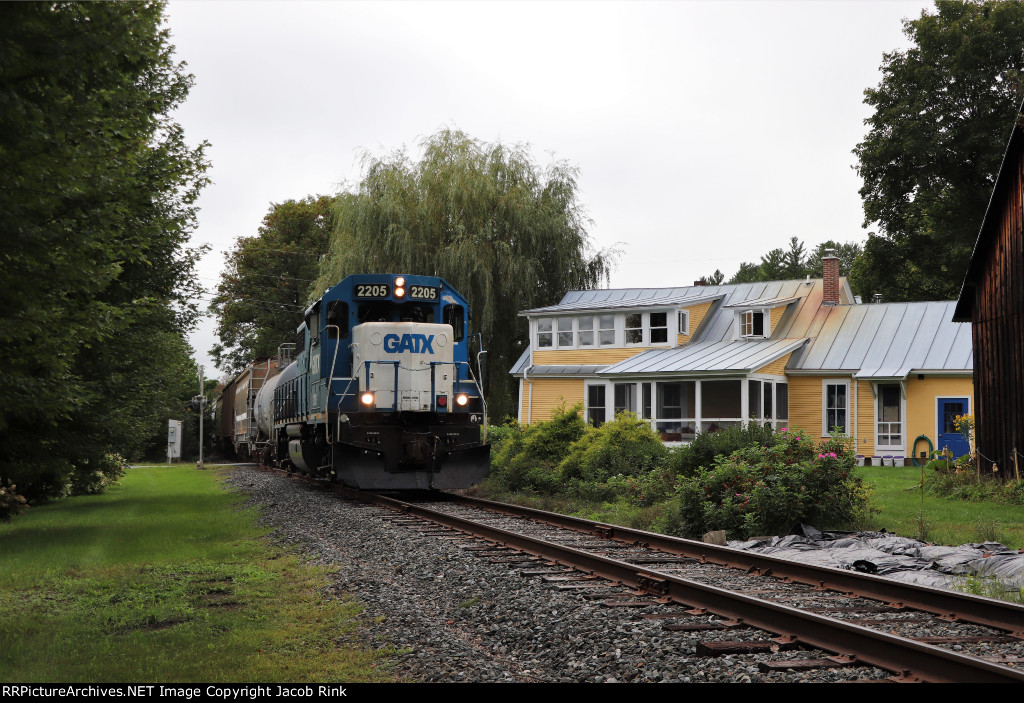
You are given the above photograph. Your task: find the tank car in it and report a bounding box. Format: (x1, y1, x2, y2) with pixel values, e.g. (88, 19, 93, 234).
(252, 273, 489, 489)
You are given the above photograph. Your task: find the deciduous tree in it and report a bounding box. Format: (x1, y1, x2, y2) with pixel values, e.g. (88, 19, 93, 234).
(853, 0, 1024, 301)
(315, 129, 614, 420)
(0, 3, 208, 502)
(210, 196, 335, 373)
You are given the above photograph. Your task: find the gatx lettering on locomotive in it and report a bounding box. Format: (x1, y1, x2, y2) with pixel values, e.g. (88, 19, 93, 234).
(383, 333, 434, 354)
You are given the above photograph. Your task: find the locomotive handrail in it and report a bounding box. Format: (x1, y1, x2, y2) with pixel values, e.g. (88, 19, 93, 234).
(428, 360, 477, 412)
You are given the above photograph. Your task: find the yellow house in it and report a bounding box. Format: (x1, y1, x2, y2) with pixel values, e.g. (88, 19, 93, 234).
(511, 254, 974, 463)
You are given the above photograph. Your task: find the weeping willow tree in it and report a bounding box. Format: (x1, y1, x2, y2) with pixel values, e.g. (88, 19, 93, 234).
(315, 128, 614, 420)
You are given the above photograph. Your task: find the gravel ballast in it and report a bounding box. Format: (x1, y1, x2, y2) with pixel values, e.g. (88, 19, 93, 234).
(223, 466, 901, 683)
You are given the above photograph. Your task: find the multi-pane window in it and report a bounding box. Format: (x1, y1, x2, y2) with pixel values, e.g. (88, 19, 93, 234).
(776, 384, 789, 423)
(557, 317, 573, 347)
(650, 312, 668, 343)
(577, 316, 594, 347)
(614, 383, 636, 415)
(625, 314, 643, 344)
(740, 310, 765, 337)
(824, 381, 848, 434)
(877, 384, 902, 448)
(537, 318, 553, 347)
(587, 385, 606, 427)
(678, 310, 689, 336)
(536, 311, 675, 349)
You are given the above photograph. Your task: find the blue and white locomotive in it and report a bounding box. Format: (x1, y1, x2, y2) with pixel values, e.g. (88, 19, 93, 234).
(251, 274, 489, 489)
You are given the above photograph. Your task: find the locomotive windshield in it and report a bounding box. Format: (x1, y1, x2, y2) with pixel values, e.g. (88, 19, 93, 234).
(357, 300, 436, 324)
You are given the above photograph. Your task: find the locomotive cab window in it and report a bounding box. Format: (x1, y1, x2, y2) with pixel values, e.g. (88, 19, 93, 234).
(443, 304, 465, 342)
(326, 301, 349, 339)
(399, 301, 435, 323)
(358, 300, 395, 323)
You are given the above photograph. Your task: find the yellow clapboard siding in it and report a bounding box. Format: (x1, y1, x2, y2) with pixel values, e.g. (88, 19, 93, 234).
(786, 376, 822, 437)
(855, 380, 874, 457)
(520, 378, 586, 424)
(533, 348, 653, 365)
(769, 304, 788, 333)
(677, 300, 715, 345)
(754, 352, 791, 377)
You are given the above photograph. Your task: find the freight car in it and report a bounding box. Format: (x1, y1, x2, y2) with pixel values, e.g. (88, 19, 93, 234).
(213, 355, 289, 459)
(225, 274, 489, 489)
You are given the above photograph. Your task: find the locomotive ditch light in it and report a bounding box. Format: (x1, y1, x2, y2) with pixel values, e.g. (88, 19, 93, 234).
(360, 392, 375, 406)
(455, 393, 469, 407)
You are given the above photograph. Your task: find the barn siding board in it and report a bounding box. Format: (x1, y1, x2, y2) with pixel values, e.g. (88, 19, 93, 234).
(962, 135, 1024, 479)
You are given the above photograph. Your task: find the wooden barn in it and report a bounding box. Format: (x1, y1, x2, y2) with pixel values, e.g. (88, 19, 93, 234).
(953, 114, 1024, 481)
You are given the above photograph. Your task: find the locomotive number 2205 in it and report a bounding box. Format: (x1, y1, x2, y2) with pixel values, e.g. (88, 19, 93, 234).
(409, 285, 438, 300)
(354, 284, 390, 298)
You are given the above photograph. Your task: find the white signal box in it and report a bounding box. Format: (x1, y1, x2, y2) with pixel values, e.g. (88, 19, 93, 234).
(167, 419, 183, 462)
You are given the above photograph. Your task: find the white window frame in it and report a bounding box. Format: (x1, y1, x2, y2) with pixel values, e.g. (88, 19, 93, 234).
(597, 314, 616, 347)
(875, 383, 905, 451)
(822, 379, 850, 436)
(585, 382, 608, 427)
(624, 312, 644, 346)
(535, 310, 674, 350)
(737, 309, 769, 339)
(677, 309, 690, 336)
(577, 315, 595, 347)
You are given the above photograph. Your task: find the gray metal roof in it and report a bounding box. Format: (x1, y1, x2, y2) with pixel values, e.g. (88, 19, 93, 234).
(510, 348, 530, 375)
(521, 292, 723, 315)
(788, 301, 972, 376)
(508, 279, 971, 380)
(524, 365, 606, 376)
(599, 339, 808, 375)
(723, 296, 802, 308)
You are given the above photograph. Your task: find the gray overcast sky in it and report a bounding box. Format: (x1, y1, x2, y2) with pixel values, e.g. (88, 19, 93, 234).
(165, 0, 932, 377)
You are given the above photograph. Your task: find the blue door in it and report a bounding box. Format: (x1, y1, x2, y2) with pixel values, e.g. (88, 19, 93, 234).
(937, 398, 970, 459)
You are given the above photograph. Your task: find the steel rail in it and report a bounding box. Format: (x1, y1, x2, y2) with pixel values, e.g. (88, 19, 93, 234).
(326, 486, 1024, 683)
(438, 491, 1024, 635)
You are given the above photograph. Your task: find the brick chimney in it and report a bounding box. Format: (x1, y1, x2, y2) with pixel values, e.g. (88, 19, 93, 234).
(822, 249, 840, 306)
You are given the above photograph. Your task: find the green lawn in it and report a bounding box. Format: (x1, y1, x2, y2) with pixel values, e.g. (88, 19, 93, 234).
(0, 464, 394, 683)
(858, 465, 1024, 548)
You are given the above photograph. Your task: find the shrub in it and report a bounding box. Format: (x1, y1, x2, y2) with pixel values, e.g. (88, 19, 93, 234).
(487, 404, 587, 493)
(558, 412, 668, 483)
(68, 453, 129, 496)
(676, 429, 870, 539)
(0, 479, 29, 522)
(665, 423, 776, 476)
(926, 466, 1024, 506)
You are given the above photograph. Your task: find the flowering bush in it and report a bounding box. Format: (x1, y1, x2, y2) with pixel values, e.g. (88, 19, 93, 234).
(676, 429, 871, 539)
(0, 479, 28, 522)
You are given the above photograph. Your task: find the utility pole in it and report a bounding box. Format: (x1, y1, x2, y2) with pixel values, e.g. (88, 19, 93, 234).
(196, 365, 206, 469)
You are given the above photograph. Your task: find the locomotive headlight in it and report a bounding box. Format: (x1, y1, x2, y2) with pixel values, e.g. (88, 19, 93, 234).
(394, 276, 405, 287)
(455, 393, 469, 407)
(394, 286, 406, 298)
(360, 392, 375, 406)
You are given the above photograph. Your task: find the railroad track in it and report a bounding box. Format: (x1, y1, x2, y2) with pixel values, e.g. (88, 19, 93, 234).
(256, 466, 1024, 683)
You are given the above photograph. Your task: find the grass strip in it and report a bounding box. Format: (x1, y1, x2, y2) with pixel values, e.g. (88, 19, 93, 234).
(0, 464, 394, 683)
(858, 465, 1024, 549)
